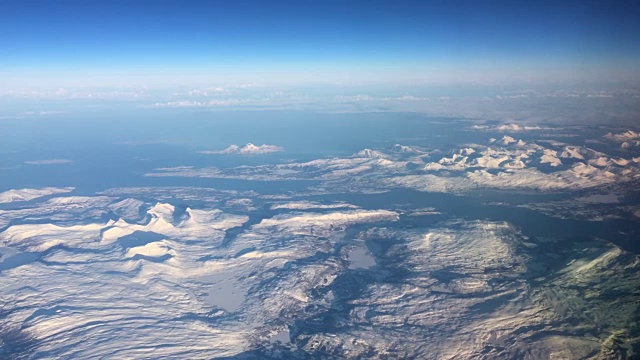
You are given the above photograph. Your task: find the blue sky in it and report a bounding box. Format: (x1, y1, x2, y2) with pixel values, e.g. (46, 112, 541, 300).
(1, 0, 639, 88)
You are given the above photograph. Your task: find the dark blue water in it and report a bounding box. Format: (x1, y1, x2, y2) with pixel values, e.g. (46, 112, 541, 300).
(309, 189, 640, 255)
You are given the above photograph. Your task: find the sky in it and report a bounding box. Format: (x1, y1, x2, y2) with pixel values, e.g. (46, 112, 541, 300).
(1, 0, 640, 89)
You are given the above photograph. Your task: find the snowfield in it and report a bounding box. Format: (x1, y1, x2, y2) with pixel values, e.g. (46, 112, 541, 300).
(1, 125, 639, 359)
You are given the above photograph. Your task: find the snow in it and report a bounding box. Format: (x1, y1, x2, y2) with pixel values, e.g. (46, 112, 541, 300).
(0, 187, 74, 204)
(255, 210, 399, 236)
(389, 144, 424, 154)
(497, 135, 517, 145)
(605, 130, 640, 149)
(3, 120, 640, 358)
(0, 186, 637, 358)
(270, 201, 359, 210)
(200, 143, 284, 155)
(143, 129, 640, 198)
(353, 148, 390, 159)
(605, 130, 640, 142)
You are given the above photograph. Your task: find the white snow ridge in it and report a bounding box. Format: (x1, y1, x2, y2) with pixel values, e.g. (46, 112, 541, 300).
(200, 143, 284, 155)
(0, 189, 636, 359)
(1, 124, 640, 359)
(0, 187, 75, 204)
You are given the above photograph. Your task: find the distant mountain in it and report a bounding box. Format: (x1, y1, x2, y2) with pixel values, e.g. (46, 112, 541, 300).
(352, 148, 391, 159)
(200, 143, 284, 155)
(0, 187, 74, 204)
(388, 143, 424, 154)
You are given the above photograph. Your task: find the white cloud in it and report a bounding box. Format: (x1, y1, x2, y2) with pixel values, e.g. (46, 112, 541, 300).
(24, 159, 74, 165)
(469, 123, 553, 132)
(142, 99, 244, 108)
(19, 110, 65, 116)
(0, 88, 146, 101)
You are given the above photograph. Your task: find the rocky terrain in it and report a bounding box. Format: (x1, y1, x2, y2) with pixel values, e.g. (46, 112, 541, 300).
(1, 125, 639, 359)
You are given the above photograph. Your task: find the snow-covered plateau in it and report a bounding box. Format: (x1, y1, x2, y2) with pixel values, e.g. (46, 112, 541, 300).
(1, 124, 639, 359)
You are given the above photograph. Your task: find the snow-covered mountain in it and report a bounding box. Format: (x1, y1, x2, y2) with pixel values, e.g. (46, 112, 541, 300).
(200, 143, 284, 155)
